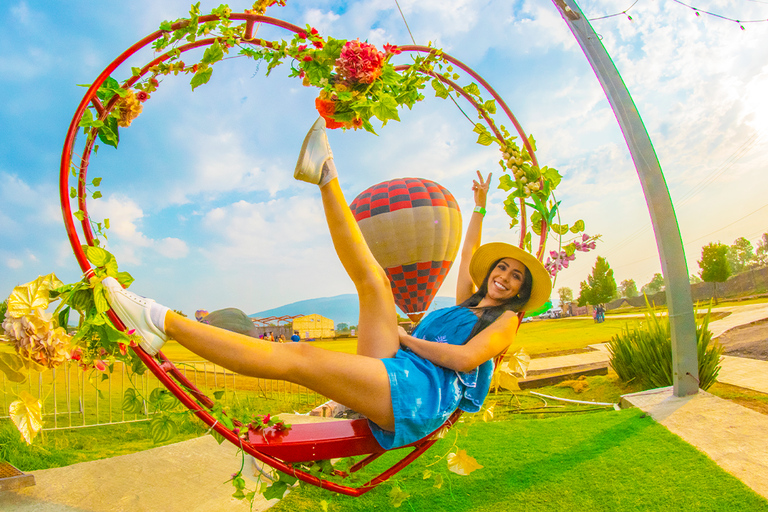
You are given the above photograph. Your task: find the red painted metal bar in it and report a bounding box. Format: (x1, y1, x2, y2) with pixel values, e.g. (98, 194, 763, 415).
(59, 12, 529, 496)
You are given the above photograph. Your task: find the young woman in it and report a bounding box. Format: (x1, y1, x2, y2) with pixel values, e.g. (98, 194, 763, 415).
(103, 118, 551, 449)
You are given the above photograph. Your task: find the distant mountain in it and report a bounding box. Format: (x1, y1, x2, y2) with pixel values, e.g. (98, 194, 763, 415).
(250, 294, 456, 326)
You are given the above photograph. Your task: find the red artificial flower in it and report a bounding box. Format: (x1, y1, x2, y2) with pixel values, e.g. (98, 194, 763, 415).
(70, 348, 82, 361)
(298, 32, 307, 40)
(350, 117, 364, 130)
(303, 55, 313, 62)
(335, 39, 386, 84)
(383, 43, 402, 55)
(313, 40, 324, 49)
(314, 96, 344, 129)
(262, 413, 271, 424)
(136, 91, 150, 102)
(94, 360, 107, 372)
(310, 27, 319, 35)
(297, 44, 307, 52)
(150, 77, 159, 87)
(299, 70, 305, 79)
(118, 343, 128, 356)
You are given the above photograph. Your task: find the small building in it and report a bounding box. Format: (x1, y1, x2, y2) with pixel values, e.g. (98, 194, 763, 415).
(292, 314, 335, 340)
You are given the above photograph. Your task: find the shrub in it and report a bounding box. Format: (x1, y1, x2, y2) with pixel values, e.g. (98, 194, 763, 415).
(608, 301, 723, 390)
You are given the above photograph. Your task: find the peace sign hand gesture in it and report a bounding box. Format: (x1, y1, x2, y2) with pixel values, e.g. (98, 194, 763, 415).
(472, 171, 492, 209)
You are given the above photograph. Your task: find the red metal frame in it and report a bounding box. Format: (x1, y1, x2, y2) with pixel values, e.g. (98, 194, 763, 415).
(59, 12, 541, 497)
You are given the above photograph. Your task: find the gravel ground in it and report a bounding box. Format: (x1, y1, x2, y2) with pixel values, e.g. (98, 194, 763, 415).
(717, 318, 768, 361)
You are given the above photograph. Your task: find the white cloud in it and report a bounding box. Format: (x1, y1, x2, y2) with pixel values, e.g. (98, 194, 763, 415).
(6, 258, 23, 269)
(156, 237, 189, 259)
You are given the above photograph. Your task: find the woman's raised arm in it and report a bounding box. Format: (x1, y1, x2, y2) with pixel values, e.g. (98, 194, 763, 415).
(398, 310, 518, 373)
(456, 171, 492, 304)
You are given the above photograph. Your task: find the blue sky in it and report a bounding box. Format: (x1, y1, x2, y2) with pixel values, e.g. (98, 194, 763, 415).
(1, 0, 767, 317)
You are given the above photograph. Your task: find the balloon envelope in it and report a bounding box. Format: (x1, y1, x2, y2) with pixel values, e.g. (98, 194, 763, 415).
(350, 178, 462, 322)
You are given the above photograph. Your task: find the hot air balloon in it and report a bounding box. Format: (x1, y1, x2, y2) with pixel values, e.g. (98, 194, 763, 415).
(350, 178, 462, 323)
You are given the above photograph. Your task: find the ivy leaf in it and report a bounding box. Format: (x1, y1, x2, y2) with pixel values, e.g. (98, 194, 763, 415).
(463, 82, 481, 97)
(503, 195, 519, 219)
(527, 134, 537, 152)
(10, 391, 43, 445)
(92, 191, 102, 199)
(97, 116, 119, 148)
(423, 469, 432, 480)
(371, 95, 400, 124)
(483, 99, 497, 114)
(70, 187, 77, 198)
(551, 223, 570, 235)
(542, 166, 562, 189)
(476, 131, 494, 146)
(149, 415, 177, 443)
(92, 177, 102, 187)
(73, 210, 85, 221)
(213, 390, 225, 400)
(483, 401, 495, 422)
(433, 473, 444, 489)
(570, 220, 585, 233)
(191, 67, 213, 90)
(498, 174, 515, 192)
(389, 486, 410, 508)
(431, 78, 449, 99)
(159, 20, 173, 31)
(447, 449, 484, 476)
(263, 480, 289, 500)
(201, 39, 224, 65)
(122, 388, 144, 414)
(84, 245, 112, 267)
(104, 218, 110, 229)
(0, 353, 27, 383)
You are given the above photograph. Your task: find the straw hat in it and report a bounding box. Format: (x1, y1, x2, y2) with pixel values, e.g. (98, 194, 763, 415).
(469, 242, 552, 312)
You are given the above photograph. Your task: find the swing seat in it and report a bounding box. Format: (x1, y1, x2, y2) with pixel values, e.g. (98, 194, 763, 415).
(247, 417, 382, 462)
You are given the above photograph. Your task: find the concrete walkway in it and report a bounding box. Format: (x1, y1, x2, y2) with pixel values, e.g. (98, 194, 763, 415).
(3, 303, 768, 510)
(0, 436, 278, 512)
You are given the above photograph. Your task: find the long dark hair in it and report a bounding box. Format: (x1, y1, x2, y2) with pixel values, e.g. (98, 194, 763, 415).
(458, 258, 533, 341)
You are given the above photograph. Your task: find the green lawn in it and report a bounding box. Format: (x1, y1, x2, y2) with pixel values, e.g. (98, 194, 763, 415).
(272, 409, 768, 512)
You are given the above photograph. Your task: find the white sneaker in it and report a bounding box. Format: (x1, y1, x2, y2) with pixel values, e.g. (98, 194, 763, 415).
(102, 277, 167, 356)
(294, 117, 333, 184)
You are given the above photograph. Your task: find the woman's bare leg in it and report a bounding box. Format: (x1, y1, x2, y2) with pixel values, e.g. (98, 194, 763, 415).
(165, 313, 395, 429)
(319, 177, 400, 359)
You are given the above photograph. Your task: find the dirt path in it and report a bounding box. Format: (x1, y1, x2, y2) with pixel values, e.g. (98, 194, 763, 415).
(716, 318, 768, 361)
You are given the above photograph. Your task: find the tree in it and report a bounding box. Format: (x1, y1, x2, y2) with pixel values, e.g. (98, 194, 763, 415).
(557, 287, 573, 305)
(689, 274, 702, 284)
(577, 256, 617, 306)
(727, 237, 756, 274)
(698, 242, 731, 304)
(756, 232, 768, 267)
(641, 273, 665, 296)
(619, 279, 638, 298)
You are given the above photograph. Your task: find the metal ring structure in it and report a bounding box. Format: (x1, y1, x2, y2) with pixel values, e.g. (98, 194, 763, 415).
(59, 12, 542, 496)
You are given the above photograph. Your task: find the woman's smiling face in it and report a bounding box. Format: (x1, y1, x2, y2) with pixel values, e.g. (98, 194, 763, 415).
(484, 258, 526, 306)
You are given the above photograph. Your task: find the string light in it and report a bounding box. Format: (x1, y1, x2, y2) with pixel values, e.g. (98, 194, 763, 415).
(589, 0, 768, 28)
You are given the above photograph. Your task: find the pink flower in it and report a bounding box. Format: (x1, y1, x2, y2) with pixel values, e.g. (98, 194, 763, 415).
(335, 39, 386, 84)
(383, 43, 402, 55)
(262, 414, 271, 424)
(94, 360, 107, 372)
(136, 91, 150, 102)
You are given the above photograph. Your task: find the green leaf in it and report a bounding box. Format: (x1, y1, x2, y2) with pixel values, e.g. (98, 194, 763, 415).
(122, 388, 144, 414)
(70, 187, 77, 198)
(503, 195, 519, 218)
(117, 271, 134, 287)
(73, 210, 85, 221)
(201, 40, 224, 65)
(371, 95, 400, 124)
(150, 388, 178, 411)
(476, 131, 494, 146)
(570, 220, 585, 233)
(542, 166, 562, 189)
(131, 67, 142, 76)
(0, 353, 27, 383)
(527, 133, 537, 152)
(483, 99, 497, 114)
(263, 480, 289, 500)
(551, 223, 570, 235)
(160, 20, 173, 31)
(149, 415, 177, 443)
(498, 174, 515, 192)
(389, 486, 410, 508)
(97, 116, 119, 148)
(58, 306, 70, 330)
(190, 67, 213, 90)
(92, 177, 102, 187)
(431, 79, 449, 99)
(92, 191, 102, 199)
(84, 245, 112, 267)
(104, 218, 110, 229)
(213, 390, 225, 400)
(463, 82, 481, 97)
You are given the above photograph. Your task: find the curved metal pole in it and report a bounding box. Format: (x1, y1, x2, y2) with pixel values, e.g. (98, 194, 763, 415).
(553, 0, 699, 396)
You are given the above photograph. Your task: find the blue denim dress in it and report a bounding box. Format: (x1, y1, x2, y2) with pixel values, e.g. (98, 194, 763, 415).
(370, 306, 494, 449)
